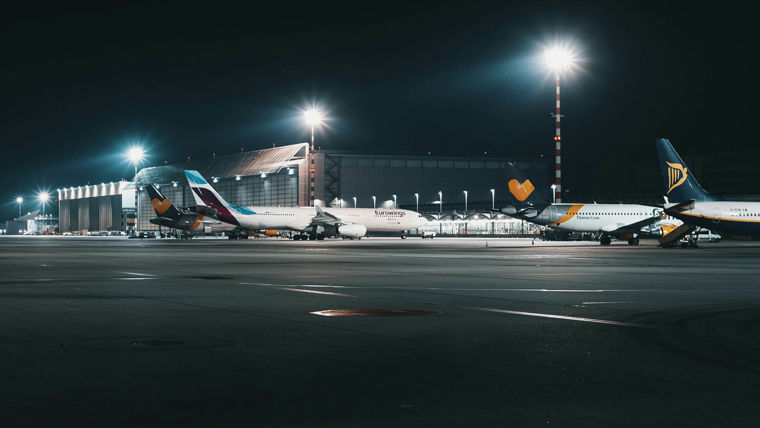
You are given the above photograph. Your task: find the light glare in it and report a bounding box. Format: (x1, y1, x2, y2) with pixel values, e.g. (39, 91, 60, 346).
(304, 107, 324, 126)
(544, 47, 576, 73)
(127, 146, 145, 164)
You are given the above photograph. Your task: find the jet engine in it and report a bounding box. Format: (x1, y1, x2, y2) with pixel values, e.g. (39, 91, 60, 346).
(501, 206, 517, 215)
(337, 224, 367, 239)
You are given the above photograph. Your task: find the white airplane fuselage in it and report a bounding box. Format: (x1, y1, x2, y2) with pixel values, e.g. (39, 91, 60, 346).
(521, 203, 664, 233)
(221, 205, 426, 233)
(666, 201, 760, 236)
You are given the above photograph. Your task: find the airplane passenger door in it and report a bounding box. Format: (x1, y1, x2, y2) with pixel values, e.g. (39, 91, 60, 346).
(549, 206, 560, 223)
(713, 207, 721, 224)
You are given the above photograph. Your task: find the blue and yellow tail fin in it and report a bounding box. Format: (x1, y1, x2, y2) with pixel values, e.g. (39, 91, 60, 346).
(655, 139, 716, 202)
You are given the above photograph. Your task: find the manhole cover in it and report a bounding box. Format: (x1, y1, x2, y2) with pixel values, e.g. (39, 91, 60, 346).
(61, 337, 237, 351)
(311, 309, 441, 317)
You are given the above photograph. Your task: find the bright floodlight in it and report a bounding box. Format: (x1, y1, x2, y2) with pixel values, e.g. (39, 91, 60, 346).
(126, 146, 145, 164)
(304, 108, 324, 127)
(16, 196, 23, 204)
(38, 191, 50, 203)
(544, 47, 575, 73)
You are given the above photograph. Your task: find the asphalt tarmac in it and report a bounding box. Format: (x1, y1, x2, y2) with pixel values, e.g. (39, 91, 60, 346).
(1, 236, 759, 427)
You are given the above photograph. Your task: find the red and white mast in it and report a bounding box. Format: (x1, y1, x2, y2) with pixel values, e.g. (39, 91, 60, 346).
(553, 73, 563, 203)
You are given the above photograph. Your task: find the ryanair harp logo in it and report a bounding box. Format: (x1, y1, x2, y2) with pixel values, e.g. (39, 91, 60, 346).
(666, 162, 688, 194)
(508, 179, 535, 202)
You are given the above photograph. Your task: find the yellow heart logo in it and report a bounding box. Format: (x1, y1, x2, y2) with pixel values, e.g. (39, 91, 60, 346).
(508, 179, 535, 202)
(151, 198, 172, 215)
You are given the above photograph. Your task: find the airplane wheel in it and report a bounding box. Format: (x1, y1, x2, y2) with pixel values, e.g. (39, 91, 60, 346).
(600, 236, 611, 245)
(401, 235, 406, 239)
(627, 238, 634, 245)
(633, 238, 640, 245)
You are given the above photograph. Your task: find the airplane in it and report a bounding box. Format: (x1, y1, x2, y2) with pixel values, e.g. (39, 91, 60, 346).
(501, 162, 669, 245)
(656, 138, 760, 238)
(145, 184, 235, 238)
(183, 170, 428, 240)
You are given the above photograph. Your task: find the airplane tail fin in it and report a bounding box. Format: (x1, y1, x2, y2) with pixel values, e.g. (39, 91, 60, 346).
(504, 162, 549, 207)
(655, 138, 715, 202)
(183, 170, 240, 225)
(145, 184, 183, 221)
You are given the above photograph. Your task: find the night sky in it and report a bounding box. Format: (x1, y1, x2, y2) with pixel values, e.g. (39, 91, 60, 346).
(2, 1, 757, 219)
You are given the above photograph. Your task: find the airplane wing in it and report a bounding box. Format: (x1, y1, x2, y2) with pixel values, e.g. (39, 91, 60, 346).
(601, 213, 666, 234)
(310, 206, 348, 227)
(664, 199, 696, 213)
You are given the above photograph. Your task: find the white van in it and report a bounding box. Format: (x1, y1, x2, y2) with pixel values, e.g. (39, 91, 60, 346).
(695, 228, 721, 243)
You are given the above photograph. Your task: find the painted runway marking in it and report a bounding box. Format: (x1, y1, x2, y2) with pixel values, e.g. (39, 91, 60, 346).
(277, 287, 353, 297)
(582, 301, 634, 305)
(470, 307, 645, 328)
(298, 284, 348, 289)
(290, 275, 336, 279)
(311, 309, 440, 317)
(114, 277, 157, 281)
(240, 282, 348, 289)
(120, 272, 156, 277)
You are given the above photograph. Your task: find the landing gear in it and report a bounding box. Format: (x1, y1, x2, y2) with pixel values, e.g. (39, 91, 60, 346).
(401, 231, 407, 240)
(600, 235, 612, 245)
(627, 237, 640, 246)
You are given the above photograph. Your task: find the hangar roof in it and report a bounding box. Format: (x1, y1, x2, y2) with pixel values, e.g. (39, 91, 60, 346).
(135, 143, 308, 185)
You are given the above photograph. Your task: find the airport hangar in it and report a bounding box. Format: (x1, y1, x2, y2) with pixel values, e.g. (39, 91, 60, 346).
(57, 142, 548, 234)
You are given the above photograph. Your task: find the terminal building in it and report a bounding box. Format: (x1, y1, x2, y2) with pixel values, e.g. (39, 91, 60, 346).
(58, 142, 548, 235)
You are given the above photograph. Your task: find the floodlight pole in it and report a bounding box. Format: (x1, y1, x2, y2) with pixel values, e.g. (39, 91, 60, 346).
(134, 163, 139, 233)
(552, 73, 563, 203)
(310, 124, 315, 207)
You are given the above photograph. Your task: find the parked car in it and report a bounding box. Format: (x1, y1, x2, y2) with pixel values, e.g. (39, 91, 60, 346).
(695, 228, 721, 243)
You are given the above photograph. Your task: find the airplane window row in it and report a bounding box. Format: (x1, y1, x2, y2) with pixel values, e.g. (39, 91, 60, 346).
(583, 213, 646, 215)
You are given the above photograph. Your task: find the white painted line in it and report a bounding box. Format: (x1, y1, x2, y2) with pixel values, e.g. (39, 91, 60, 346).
(582, 301, 634, 305)
(277, 287, 353, 297)
(119, 271, 156, 277)
(290, 275, 336, 279)
(298, 284, 348, 289)
(114, 277, 157, 281)
(470, 307, 645, 328)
